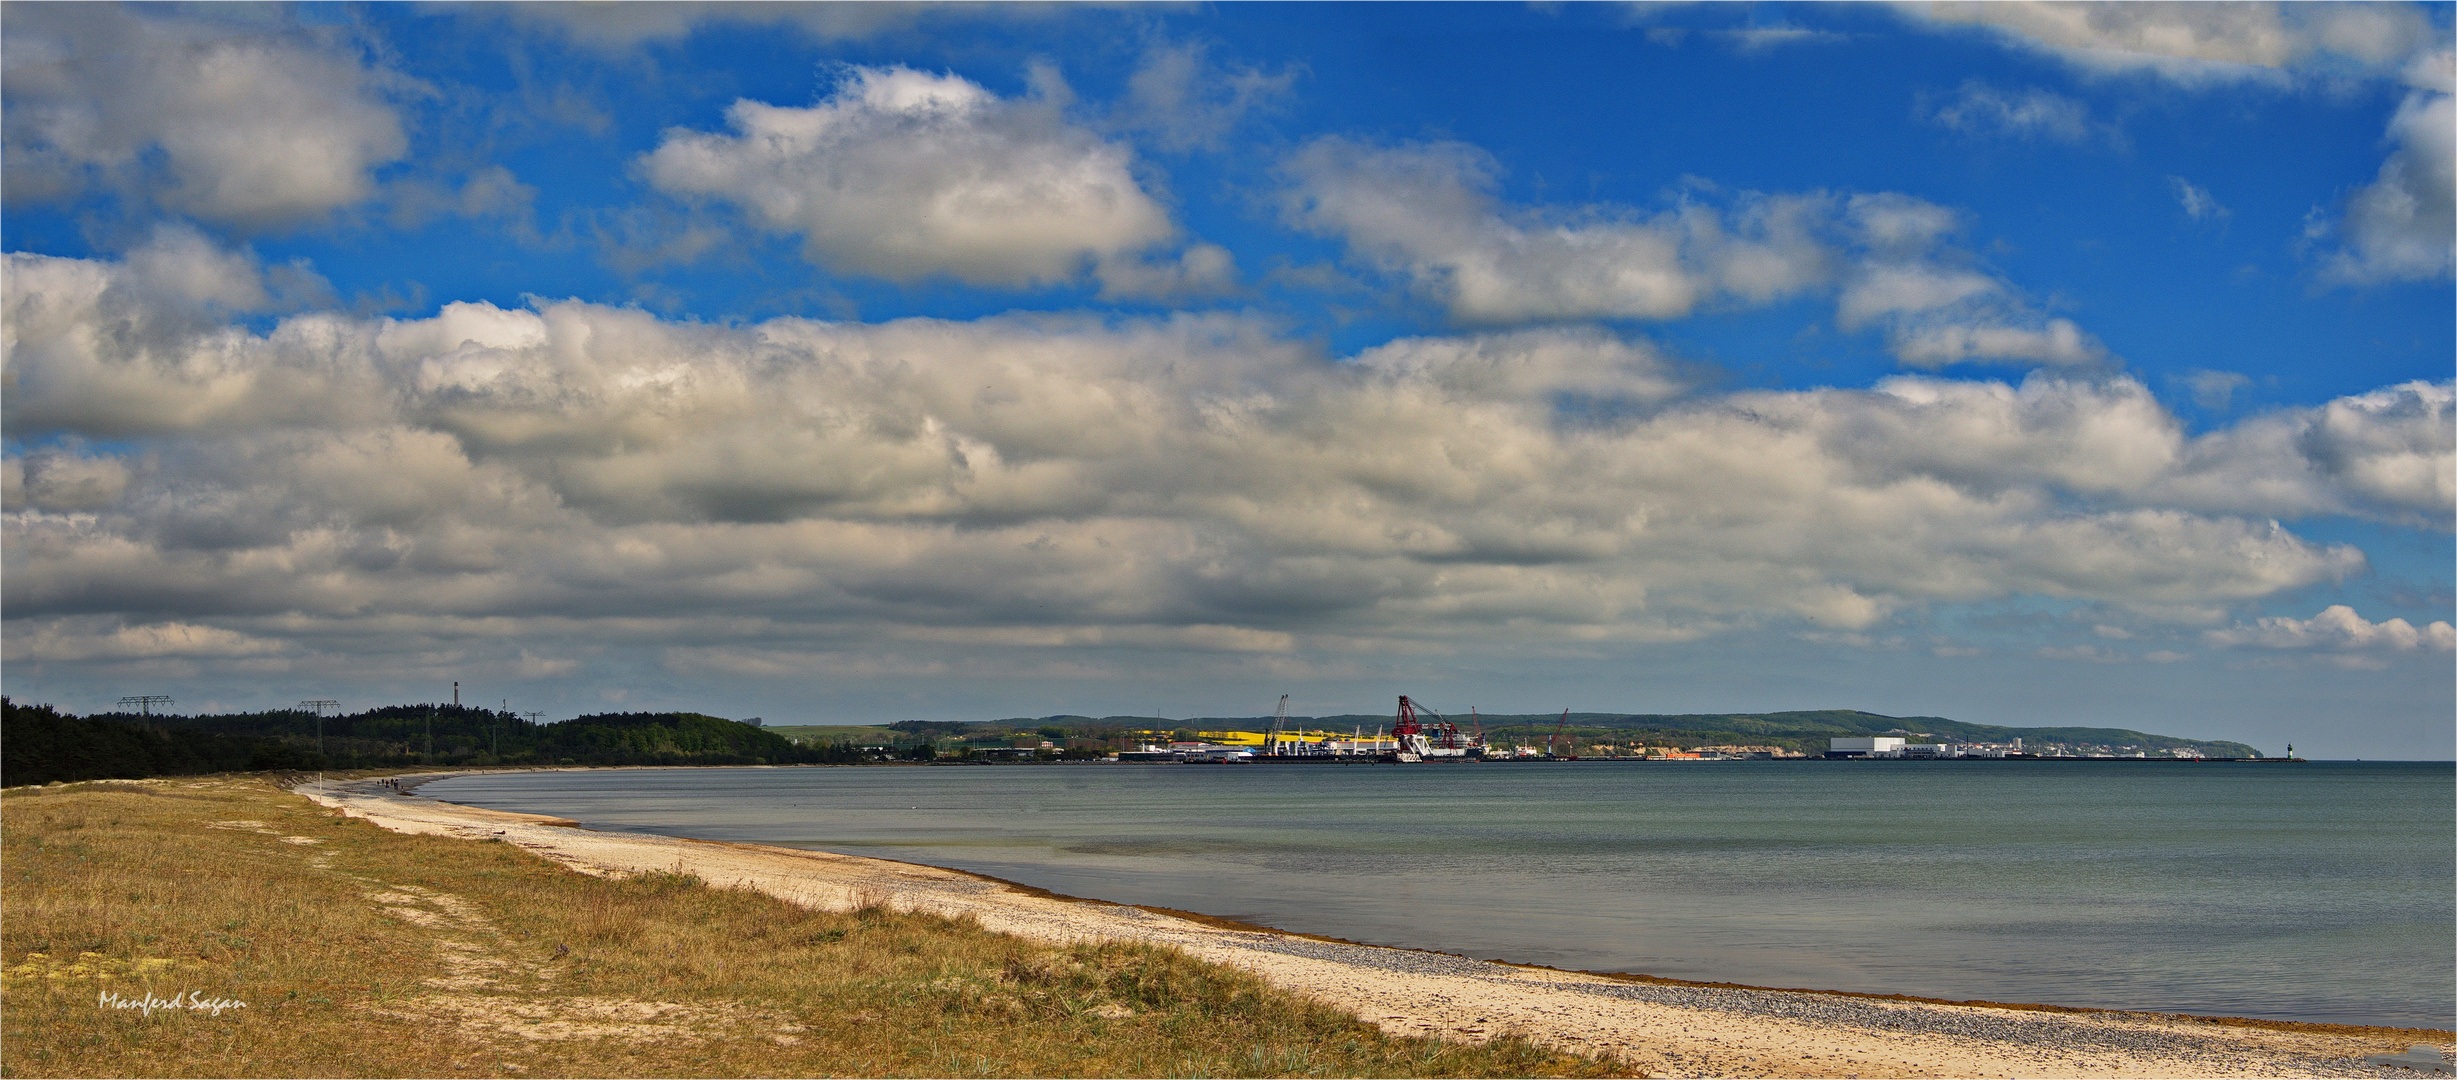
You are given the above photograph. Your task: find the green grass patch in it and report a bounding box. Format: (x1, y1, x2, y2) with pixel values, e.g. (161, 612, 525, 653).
(1, 775, 1622, 1078)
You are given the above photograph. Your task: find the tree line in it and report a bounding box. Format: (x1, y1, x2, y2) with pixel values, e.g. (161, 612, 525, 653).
(0, 698, 874, 786)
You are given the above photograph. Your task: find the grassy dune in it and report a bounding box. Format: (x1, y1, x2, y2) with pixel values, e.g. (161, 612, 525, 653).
(0, 775, 1622, 1078)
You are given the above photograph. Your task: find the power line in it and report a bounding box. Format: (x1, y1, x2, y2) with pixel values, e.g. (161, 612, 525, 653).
(116, 695, 173, 716)
(300, 699, 340, 756)
(518, 711, 545, 759)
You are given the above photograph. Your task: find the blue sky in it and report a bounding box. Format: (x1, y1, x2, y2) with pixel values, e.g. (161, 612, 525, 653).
(4, 2, 2451, 756)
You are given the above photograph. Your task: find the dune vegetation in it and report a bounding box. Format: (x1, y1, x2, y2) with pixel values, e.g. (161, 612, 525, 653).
(0, 773, 1621, 1078)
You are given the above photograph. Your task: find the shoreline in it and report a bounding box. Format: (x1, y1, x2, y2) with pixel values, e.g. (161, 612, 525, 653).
(309, 768, 2448, 1078)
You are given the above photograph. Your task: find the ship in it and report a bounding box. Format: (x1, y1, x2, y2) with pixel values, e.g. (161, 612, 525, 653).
(1236, 693, 1487, 763)
(1383, 695, 1485, 762)
(1250, 694, 1381, 762)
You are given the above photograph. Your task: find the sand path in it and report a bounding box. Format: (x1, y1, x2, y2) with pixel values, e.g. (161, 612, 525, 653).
(297, 774, 2448, 1079)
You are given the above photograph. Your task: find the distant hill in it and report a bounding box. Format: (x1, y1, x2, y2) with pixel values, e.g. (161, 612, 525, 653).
(1045, 708, 2262, 758)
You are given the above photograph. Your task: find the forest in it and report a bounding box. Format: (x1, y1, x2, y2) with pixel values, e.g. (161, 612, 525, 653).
(0, 698, 872, 786)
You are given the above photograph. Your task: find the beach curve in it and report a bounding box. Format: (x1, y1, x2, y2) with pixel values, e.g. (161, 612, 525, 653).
(296, 770, 2450, 1080)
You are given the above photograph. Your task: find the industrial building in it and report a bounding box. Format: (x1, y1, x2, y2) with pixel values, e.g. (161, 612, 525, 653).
(1826, 736, 1906, 757)
(1827, 736, 2027, 759)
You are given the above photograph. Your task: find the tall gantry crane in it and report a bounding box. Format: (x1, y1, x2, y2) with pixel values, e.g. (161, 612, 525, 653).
(1264, 694, 1292, 755)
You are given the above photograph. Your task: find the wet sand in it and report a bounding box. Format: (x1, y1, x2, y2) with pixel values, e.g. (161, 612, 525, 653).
(298, 771, 2451, 1079)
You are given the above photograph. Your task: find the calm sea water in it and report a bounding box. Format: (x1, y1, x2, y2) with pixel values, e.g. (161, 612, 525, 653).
(423, 760, 2455, 1029)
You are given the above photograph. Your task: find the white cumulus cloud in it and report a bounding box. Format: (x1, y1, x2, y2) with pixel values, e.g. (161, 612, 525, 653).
(1, 246, 389, 437)
(2147, 380, 2456, 524)
(3, 452, 131, 512)
(2207, 605, 2457, 652)
(1280, 139, 2107, 368)
(2315, 50, 2455, 283)
(643, 65, 1181, 290)
(1904, 1, 2438, 83)
(1278, 137, 1705, 322)
(1, 5, 410, 228)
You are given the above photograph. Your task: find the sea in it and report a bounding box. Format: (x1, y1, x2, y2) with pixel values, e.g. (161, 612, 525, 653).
(421, 759, 2456, 1030)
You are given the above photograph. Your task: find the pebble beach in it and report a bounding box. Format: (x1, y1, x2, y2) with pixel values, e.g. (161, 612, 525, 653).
(302, 773, 2452, 1079)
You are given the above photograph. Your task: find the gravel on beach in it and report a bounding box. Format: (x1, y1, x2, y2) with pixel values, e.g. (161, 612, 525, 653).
(308, 775, 2453, 1080)
(1219, 932, 2445, 1078)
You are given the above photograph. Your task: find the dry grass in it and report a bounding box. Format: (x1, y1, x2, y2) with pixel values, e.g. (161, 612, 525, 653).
(1, 775, 1626, 1078)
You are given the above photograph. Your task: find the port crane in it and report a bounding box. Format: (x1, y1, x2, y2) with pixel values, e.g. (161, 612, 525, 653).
(1547, 708, 1575, 760)
(1389, 696, 1484, 760)
(1263, 694, 1294, 755)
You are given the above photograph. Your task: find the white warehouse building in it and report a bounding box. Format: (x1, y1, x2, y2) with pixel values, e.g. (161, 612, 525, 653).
(1827, 736, 1906, 757)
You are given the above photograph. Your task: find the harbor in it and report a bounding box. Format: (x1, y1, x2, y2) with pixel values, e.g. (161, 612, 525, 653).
(1061, 696, 2294, 765)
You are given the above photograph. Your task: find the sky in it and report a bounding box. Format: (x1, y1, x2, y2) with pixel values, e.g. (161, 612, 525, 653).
(2, 1, 2451, 758)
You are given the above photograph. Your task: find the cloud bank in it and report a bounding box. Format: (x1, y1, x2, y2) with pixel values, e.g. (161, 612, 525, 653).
(11, 243, 2441, 685)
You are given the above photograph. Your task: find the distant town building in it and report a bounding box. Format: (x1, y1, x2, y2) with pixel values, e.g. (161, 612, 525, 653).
(1827, 736, 1906, 757)
(1829, 736, 2028, 759)
(1691, 745, 1806, 759)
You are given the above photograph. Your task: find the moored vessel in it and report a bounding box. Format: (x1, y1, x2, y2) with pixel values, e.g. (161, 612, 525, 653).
(1381, 695, 1485, 762)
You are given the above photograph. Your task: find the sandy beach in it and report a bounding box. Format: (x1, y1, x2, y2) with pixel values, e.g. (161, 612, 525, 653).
(300, 771, 2449, 1080)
